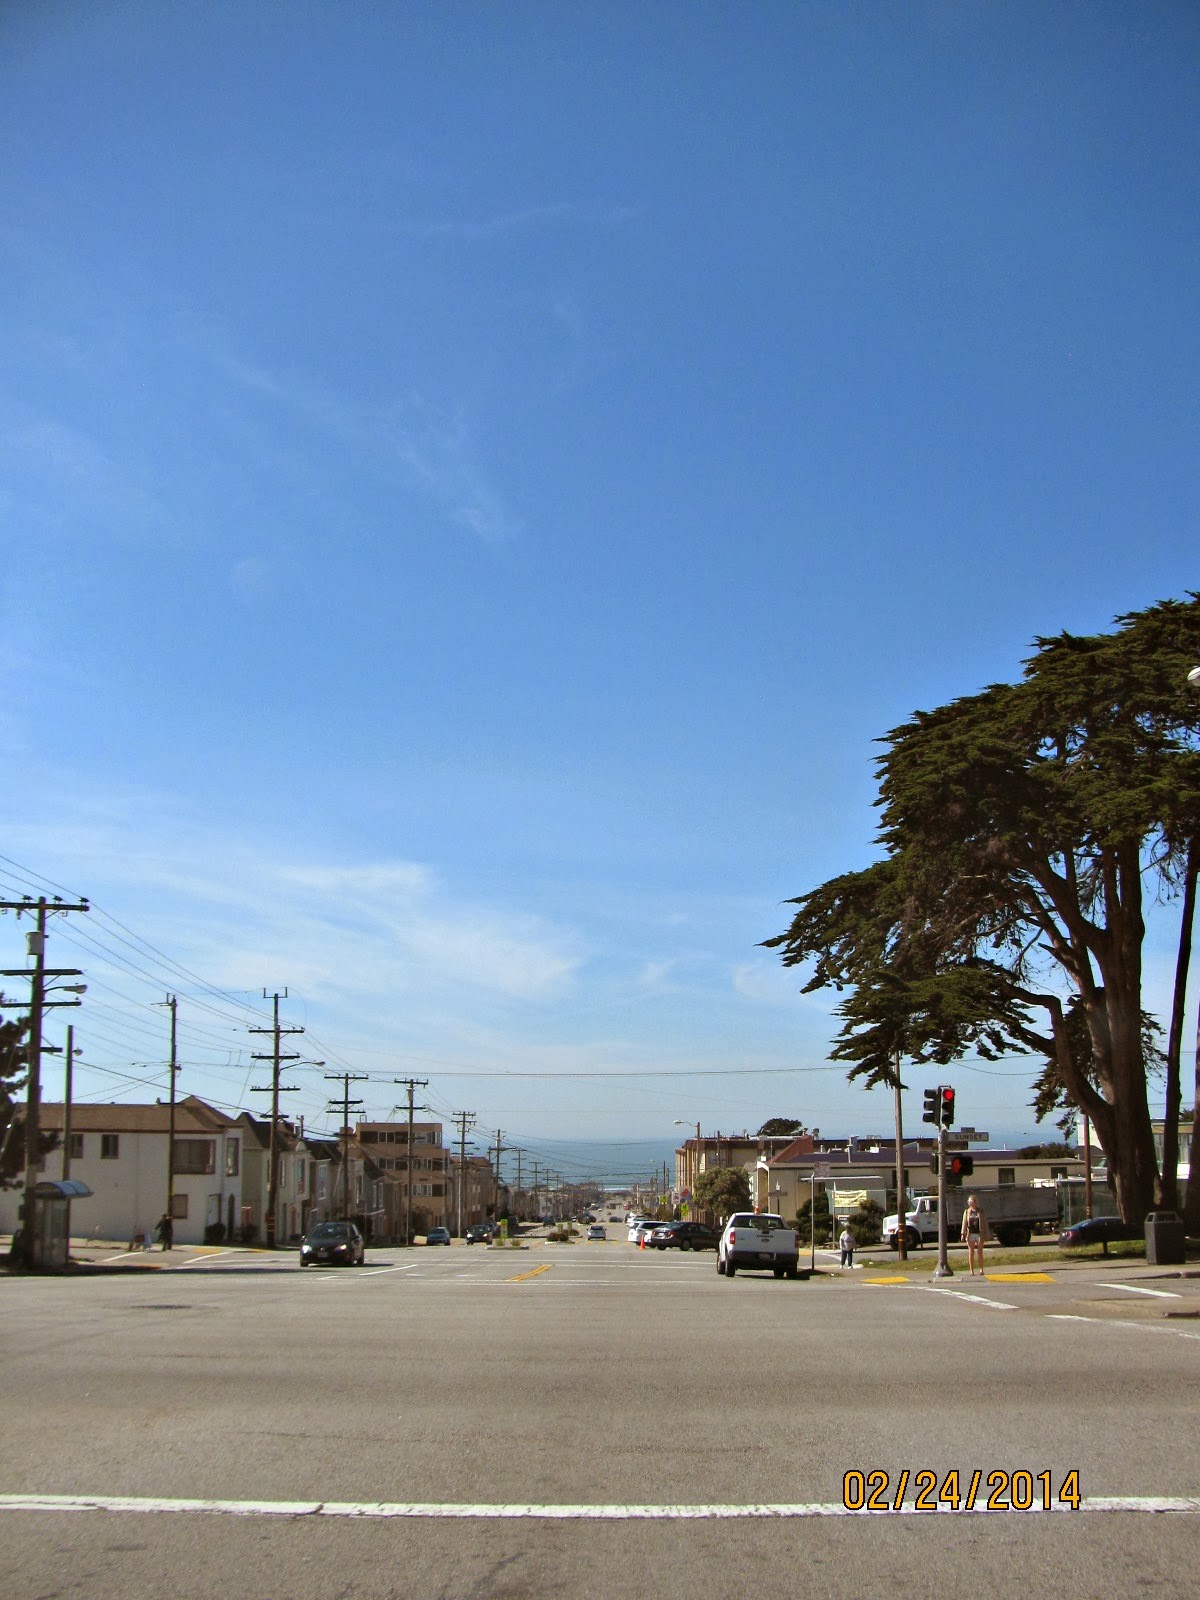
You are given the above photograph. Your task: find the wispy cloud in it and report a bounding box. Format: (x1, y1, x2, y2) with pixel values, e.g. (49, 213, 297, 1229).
(209, 345, 519, 546)
(389, 396, 519, 544)
(0, 416, 162, 534)
(2, 798, 582, 1010)
(637, 958, 678, 991)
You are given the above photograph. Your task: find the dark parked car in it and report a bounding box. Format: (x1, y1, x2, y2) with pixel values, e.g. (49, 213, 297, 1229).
(299, 1220, 365, 1267)
(1059, 1216, 1141, 1253)
(649, 1221, 720, 1252)
(426, 1227, 452, 1245)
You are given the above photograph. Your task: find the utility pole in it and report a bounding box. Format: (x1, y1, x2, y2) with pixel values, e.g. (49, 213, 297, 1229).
(155, 995, 181, 1228)
(1, 894, 89, 1269)
(325, 1071, 367, 1224)
(451, 1111, 475, 1236)
(249, 990, 304, 1248)
(492, 1128, 505, 1221)
(530, 1159, 541, 1221)
(513, 1146, 524, 1221)
(60, 1024, 78, 1182)
(393, 1077, 429, 1244)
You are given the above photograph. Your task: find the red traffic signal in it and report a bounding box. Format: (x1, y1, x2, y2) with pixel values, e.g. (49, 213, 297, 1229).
(939, 1087, 956, 1128)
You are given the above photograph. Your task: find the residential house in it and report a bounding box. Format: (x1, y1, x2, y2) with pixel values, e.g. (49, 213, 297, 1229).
(0, 1095, 244, 1247)
(236, 1113, 317, 1244)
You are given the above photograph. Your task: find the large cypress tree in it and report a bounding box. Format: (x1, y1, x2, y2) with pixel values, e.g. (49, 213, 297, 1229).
(766, 597, 1200, 1227)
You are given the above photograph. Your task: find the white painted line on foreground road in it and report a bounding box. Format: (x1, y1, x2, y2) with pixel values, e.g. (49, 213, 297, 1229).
(1097, 1282, 1181, 1299)
(1049, 1315, 1200, 1340)
(1, 1494, 1198, 1520)
(922, 1288, 1019, 1310)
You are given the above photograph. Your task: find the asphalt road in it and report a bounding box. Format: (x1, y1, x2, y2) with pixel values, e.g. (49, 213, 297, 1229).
(2, 1238, 1198, 1599)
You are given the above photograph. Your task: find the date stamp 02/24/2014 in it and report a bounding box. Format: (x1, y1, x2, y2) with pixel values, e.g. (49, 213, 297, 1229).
(842, 1468, 1082, 1513)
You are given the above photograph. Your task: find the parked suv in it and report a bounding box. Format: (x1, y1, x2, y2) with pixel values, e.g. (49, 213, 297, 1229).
(649, 1220, 720, 1251)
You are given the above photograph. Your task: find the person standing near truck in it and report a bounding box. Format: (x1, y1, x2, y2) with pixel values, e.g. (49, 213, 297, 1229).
(960, 1194, 987, 1276)
(839, 1225, 855, 1270)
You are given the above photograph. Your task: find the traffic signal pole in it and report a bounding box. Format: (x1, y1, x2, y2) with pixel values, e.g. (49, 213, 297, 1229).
(933, 1114, 952, 1279)
(933, 1085, 955, 1279)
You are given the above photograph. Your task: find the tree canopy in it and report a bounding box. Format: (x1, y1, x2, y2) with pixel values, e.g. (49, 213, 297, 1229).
(765, 597, 1200, 1225)
(756, 1118, 804, 1137)
(0, 1009, 30, 1188)
(692, 1166, 750, 1221)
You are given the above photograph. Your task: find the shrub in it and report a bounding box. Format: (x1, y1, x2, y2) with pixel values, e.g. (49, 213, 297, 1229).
(847, 1199, 884, 1246)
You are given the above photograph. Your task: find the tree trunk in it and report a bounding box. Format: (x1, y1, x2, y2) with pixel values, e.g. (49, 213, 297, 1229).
(1087, 875, 1159, 1227)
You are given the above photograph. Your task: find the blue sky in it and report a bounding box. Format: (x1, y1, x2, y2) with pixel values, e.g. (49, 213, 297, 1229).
(2, 2, 1196, 1180)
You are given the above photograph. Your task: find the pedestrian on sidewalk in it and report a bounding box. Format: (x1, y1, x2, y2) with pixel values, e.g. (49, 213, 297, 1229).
(839, 1224, 855, 1270)
(960, 1194, 987, 1276)
(155, 1212, 174, 1251)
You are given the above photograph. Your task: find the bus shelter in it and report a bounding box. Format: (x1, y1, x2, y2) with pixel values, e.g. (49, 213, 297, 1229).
(32, 1178, 93, 1269)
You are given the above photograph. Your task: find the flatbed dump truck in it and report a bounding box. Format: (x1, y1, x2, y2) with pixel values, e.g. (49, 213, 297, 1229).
(882, 1185, 1059, 1250)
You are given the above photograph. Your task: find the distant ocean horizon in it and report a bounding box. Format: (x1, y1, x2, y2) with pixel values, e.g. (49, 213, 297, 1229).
(502, 1136, 681, 1188)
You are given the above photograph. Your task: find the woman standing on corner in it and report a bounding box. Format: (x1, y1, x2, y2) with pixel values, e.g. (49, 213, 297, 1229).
(960, 1194, 987, 1276)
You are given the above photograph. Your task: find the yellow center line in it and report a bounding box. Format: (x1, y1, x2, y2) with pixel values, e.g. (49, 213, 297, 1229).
(508, 1263, 552, 1283)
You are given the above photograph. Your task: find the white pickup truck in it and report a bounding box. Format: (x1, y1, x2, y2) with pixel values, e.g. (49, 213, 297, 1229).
(717, 1212, 805, 1279)
(883, 1186, 1059, 1251)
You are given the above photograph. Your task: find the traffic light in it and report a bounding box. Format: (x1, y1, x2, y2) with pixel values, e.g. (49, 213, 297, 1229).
(923, 1088, 940, 1125)
(929, 1154, 939, 1175)
(959, 1155, 973, 1178)
(946, 1154, 966, 1187)
(939, 1086, 956, 1128)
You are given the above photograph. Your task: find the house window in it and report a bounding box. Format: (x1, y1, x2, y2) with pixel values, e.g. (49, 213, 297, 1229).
(998, 1167, 1016, 1187)
(296, 1158, 306, 1191)
(101, 1134, 119, 1160)
(68, 1133, 84, 1160)
(170, 1194, 189, 1219)
(225, 1139, 239, 1177)
(317, 1169, 327, 1199)
(173, 1138, 216, 1175)
(1049, 1165, 1068, 1180)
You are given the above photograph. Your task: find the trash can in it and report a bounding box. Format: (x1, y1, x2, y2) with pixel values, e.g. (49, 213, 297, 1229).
(1144, 1210, 1186, 1267)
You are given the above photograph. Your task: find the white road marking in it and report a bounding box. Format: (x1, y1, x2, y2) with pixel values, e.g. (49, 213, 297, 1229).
(1097, 1282, 1181, 1299)
(923, 1288, 1018, 1310)
(1049, 1314, 1200, 1341)
(168, 1250, 235, 1269)
(0, 1493, 1196, 1520)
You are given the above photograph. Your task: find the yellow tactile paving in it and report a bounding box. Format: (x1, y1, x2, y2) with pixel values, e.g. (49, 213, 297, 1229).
(984, 1271, 1055, 1282)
